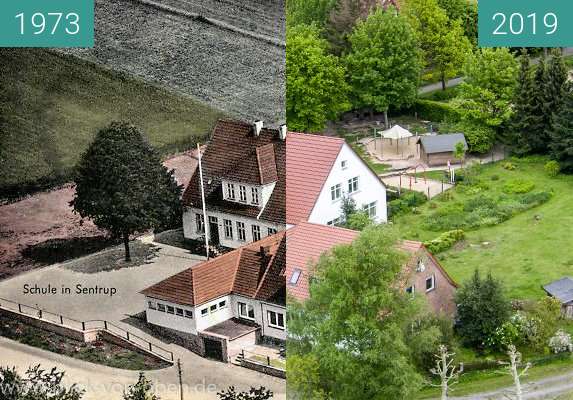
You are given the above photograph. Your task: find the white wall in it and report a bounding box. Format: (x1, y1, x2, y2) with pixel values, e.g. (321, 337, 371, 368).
(308, 143, 387, 225)
(183, 208, 284, 248)
(145, 296, 197, 334)
(195, 295, 233, 331)
(231, 295, 286, 341)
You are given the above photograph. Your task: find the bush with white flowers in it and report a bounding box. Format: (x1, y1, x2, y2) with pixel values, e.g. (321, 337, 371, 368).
(549, 330, 573, 354)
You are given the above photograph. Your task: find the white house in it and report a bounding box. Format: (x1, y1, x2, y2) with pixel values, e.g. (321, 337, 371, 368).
(141, 232, 286, 362)
(286, 132, 387, 227)
(181, 120, 387, 248)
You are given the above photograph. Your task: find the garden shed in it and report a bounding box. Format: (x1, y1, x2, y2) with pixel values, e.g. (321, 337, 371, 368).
(543, 277, 573, 318)
(417, 133, 468, 167)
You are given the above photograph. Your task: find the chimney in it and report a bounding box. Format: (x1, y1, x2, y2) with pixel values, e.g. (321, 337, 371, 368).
(279, 124, 287, 140)
(254, 120, 264, 136)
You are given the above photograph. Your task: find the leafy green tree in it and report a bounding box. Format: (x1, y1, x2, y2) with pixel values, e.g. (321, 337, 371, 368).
(286, 354, 327, 400)
(511, 51, 545, 154)
(346, 211, 373, 231)
(549, 86, 573, 173)
(123, 373, 159, 400)
(404, 0, 472, 90)
(455, 270, 511, 350)
(288, 226, 424, 399)
(287, 24, 351, 132)
(71, 122, 182, 261)
(286, 0, 338, 30)
(346, 8, 421, 126)
(452, 48, 518, 152)
(437, 0, 478, 47)
(453, 141, 466, 164)
(217, 386, 272, 400)
(0, 365, 84, 400)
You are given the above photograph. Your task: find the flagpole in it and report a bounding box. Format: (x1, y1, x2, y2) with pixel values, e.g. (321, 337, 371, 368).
(197, 143, 209, 260)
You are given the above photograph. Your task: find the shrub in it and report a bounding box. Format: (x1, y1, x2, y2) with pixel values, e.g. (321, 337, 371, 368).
(502, 179, 535, 194)
(487, 321, 520, 351)
(490, 174, 500, 181)
(502, 162, 516, 171)
(413, 99, 460, 122)
(389, 190, 427, 216)
(424, 230, 465, 254)
(545, 160, 561, 177)
(549, 330, 573, 354)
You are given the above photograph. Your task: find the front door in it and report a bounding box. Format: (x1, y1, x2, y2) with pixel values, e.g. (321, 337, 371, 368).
(209, 216, 219, 245)
(203, 337, 224, 362)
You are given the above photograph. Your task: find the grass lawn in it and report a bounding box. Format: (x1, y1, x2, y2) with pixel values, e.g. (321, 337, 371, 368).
(350, 143, 391, 174)
(0, 49, 226, 190)
(394, 157, 573, 300)
(416, 354, 573, 399)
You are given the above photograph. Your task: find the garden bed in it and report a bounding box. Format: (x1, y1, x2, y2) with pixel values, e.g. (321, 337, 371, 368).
(0, 314, 170, 370)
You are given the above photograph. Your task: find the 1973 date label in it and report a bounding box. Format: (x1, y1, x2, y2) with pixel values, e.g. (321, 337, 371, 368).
(0, 0, 93, 48)
(479, 0, 573, 47)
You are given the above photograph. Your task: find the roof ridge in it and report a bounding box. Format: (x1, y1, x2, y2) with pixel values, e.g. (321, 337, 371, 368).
(253, 247, 278, 299)
(287, 132, 345, 142)
(292, 221, 360, 235)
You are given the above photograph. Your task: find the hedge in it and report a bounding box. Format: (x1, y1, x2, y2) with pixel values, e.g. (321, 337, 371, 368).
(412, 99, 460, 123)
(424, 229, 465, 254)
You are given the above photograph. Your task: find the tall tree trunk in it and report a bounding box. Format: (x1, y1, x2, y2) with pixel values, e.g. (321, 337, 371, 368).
(441, 72, 447, 91)
(384, 110, 389, 129)
(123, 231, 131, 262)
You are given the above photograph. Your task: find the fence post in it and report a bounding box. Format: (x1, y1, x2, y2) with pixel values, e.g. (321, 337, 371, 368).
(149, 343, 152, 352)
(38, 310, 42, 319)
(82, 322, 85, 331)
(104, 321, 107, 330)
(126, 331, 130, 341)
(18, 304, 22, 313)
(267, 356, 270, 366)
(60, 315, 64, 325)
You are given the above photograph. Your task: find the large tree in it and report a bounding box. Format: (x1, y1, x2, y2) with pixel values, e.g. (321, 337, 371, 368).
(345, 8, 421, 126)
(511, 51, 545, 153)
(403, 0, 472, 90)
(543, 49, 568, 146)
(0, 365, 84, 400)
(436, 0, 478, 47)
(286, 0, 338, 30)
(286, 24, 351, 132)
(71, 122, 182, 261)
(455, 270, 511, 350)
(287, 226, 424, 399)
(549, 85, 573, 173)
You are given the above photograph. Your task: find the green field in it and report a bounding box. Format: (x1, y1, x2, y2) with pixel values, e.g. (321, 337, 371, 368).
(394, 157, 573, 300)
(0, 49, 225, 192)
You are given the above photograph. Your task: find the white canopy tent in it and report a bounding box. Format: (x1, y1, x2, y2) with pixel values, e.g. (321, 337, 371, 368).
(380, 125, 413, 154)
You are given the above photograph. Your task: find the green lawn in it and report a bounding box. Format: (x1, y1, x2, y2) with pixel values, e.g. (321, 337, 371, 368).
(0, 49, 225, 191)
(350, 143, 391, 174)
(394, 157, 573, 300)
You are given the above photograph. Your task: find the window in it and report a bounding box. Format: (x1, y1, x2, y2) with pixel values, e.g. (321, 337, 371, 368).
(210, 304, 217, 313)
(195, 214, 205, 234)
(251, 187, 260, 205)
(406, 285, 415, 294)
(267, 310, 285, 329)
(348, 176, 359, 193)
(341, 160, 348, 170)
(239, 185, 247, 202)
(330, 183, 342, 201)
(426, 275, 436, 292)
(237, 222, 246, 241)
(238, 302, 255, 320)
(166, 306, 175, 314)
(224, 219, 233, 239)
(226, 183, 235, 200)
(176, 308, 184, 317)
(201, 308, 208, 317)
(157, 303, 166, 312)
(268, 227, 277, 236)
(363, 201, 377, 218)
(252, 225, 261, 241)
(184, 310, 193, 319)
(289, 268, 302, 285)
(219, 300, 227, 308)
(416, 260, 426, 272)
(148, 301, 157, 310)
(327, 216, 343, 226)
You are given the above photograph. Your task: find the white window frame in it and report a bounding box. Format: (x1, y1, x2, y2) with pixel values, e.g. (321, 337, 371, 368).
(348, 176, 359, 193)
(184, 310, 193, 319)
(363, 201, 377, 218)
(426, 275, 436, 292)
(268, 227, 277, 236)
(237, 221, 246, 241)
(238, 302, 255, 320)
(327, 216, 343, 226)
(157, 303, 166, 312)
(210, 304, 218, 313)
(219, 300, 227, 309)
(224, 219, 233, 239)
(148, 301, 157, 310)
(239, 185, 247, 203)
(341, 160, 348, 170)
(251, 187, 260, 205)
(176, 307, 184, 317)
(252, 225, 261, 241)
(330, 183, 342, 201)
(267, 310, 285, 330)
(201, 307, 208, 317)
(289, 268, 302, 285)
(226, 183, 236, 200)
(166, 305, 175, 314)
(406, 285, 415, 294)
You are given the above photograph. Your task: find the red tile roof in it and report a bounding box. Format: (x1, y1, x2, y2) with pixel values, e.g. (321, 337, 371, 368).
(286, 133, 344, 225)
(141, 232, 286, 307)
(182, 119, 285, 224)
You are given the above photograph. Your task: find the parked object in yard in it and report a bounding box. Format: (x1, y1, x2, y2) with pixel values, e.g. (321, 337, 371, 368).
(417, 133, 468, 167)
(543, 277, 573, 318)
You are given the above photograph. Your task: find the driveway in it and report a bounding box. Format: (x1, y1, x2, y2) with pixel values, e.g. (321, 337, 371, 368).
(0, 241, 286, 398)
(382, 175, 453, 199)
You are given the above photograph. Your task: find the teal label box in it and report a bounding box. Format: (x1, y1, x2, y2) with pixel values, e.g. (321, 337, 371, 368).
(0, 0, 94, 48)
(479, 0, 573, 47)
